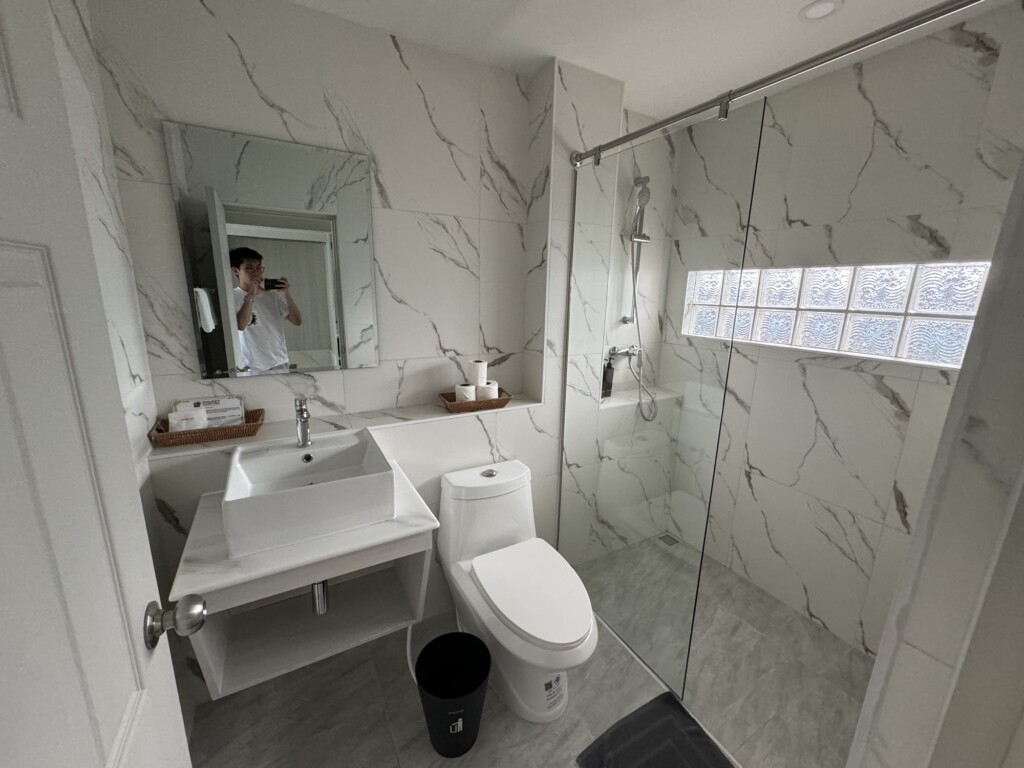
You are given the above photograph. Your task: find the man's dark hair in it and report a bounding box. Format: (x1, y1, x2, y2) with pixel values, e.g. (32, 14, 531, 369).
(230, 247, 264, 269)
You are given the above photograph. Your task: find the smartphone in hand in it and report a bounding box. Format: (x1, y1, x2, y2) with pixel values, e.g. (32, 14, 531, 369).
(263, 278, 283, 291)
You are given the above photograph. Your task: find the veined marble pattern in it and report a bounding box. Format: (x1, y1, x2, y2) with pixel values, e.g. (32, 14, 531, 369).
(745, 357, 916, 525)
(730, 473, 882, 648)
(552, 61, 622, 226)
(568, 222, 612, 356)
(96, 0, 557, 425)
(188, 611, 666, 768)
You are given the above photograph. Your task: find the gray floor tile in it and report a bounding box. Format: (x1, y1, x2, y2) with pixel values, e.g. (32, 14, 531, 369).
(190, 656, 399, 768)
(569, 618, 667, 737)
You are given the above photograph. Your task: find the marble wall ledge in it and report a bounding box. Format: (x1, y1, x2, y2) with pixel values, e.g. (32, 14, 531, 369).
(147, 395, 543, 461)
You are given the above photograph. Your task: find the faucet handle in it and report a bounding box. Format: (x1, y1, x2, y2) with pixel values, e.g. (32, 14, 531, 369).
(295, 397, 308, 413)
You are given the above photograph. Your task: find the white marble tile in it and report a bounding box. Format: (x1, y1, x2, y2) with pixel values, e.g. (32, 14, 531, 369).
(370, 412, 502, 510)
(372, 208, 480, 361)
(772, 209, 959, 269)
(860, 526, 911, 653)
(950, 204, 1007, 262)
(888, 381, 954, 534)
(731, 473, 882, 646)
(751, 343, 924, 382)
(496, 358, 561, 481)
(545, 219, 570, 358)
(672, 101, 763, 239)
(96, 0, 490, 217)
(552, 61, 623, 225)
(965, 5, 1024, 211)
(558, 462, 628, 566)
(782, 20, 995, 226)
(745, 358, 917, 523)
(151, 369, 346, 422)
(717, 344, 757, 468)
(567, 222, 611, 356)
(531, 471, 560, 548)
(522, 221, 549, 355)
(479, 220, 526, 355)
(665, 487, 709, 553)
(562, 354, 601, 468)
(860, 642, 953, 768)
(480, 67, 531, 224)
(705, 461, 742, 567)
(524, 61, 554, 226)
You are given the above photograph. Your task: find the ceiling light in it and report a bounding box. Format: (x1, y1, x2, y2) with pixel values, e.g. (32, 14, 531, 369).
(799, 0, 843, 21)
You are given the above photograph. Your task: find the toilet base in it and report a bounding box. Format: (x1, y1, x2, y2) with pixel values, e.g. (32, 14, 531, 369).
(455, 607, 570, 723)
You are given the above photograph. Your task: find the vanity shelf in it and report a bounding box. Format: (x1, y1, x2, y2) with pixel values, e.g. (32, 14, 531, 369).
(170, 461, 438, 699)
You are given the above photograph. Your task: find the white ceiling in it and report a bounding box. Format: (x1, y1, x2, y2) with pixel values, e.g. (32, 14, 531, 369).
(290, 0, 1003, 119)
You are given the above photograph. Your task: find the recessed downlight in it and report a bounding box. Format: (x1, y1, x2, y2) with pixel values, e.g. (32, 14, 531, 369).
(799, 0, 843, 21)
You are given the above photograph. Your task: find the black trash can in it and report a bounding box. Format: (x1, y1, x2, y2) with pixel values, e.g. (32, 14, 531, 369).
(415, 632, 491, 758)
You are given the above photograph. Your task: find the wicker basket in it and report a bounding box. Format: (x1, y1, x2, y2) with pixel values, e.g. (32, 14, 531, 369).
(148, 409, 265, 448)
(439, 388, 513, 414)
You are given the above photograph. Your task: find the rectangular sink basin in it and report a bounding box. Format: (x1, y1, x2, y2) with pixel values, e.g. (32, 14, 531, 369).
(222, 429, 395, 559)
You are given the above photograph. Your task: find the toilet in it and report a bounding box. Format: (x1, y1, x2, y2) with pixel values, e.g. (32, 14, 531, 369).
(439, 460, 598, 723)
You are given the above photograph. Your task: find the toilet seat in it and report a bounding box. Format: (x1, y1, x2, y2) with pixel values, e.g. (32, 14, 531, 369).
(471, 538, 593, 650)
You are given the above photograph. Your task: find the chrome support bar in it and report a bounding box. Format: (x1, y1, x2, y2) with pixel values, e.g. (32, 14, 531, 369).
(570, 0, 990, 168)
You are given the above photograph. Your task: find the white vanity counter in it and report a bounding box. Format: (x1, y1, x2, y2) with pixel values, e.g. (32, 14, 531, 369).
(169, 461, 438, 700)
(170, 461, 436, 608)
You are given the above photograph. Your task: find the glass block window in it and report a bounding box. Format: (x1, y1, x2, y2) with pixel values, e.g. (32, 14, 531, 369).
(682, 261, 988, 368)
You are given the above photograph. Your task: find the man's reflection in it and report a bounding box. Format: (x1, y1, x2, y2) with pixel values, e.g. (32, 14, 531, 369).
(230, 247, 303, 374)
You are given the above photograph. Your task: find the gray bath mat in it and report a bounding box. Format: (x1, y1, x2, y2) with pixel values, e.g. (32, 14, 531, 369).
(577, 692, 733, 768)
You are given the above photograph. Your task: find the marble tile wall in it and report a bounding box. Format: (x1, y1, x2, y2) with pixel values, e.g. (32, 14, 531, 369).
(88, 0, 618, 735)
(92, 0, 553, 422)
(659, 4, 1024, 655)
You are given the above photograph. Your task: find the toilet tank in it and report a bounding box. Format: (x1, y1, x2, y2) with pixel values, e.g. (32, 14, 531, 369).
(439, 460, 536, 566)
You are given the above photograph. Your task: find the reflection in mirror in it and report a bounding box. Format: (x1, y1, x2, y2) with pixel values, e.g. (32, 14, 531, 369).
(164, 122, 379, 377)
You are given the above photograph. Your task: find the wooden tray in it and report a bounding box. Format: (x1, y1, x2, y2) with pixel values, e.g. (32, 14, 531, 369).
(148, 409, 265, 448)
(439, 388, 513, 413)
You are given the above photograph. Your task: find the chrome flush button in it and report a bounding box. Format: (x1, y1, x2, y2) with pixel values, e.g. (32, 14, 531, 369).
(481, 469, 498, 478)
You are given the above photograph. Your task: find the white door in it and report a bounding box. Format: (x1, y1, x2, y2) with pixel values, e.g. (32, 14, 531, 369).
(0, 2, 192, 767)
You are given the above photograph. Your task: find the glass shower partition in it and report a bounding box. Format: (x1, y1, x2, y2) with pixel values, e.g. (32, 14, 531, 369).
(558, 100, 766, 693)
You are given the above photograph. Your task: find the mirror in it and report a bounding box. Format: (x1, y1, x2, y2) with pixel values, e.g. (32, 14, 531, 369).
(164, 122, 379, 377)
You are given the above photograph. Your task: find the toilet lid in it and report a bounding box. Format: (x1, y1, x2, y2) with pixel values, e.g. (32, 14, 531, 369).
(471, 538, 593, 649)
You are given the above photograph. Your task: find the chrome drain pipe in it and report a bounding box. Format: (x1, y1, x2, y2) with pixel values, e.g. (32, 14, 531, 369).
(312, 581, 329, 615)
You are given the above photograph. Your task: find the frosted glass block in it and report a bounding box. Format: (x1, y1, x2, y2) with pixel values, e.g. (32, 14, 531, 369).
(734, 308, 754, 340)
(754, 309, 796, 345)
(841, 313, 903, 357)
(690, 306, 719, 337)
(758, 268, 802, 308)
(800, 266, 854, 310)
(717, 308, 735, 338)
(795, 311, 844, 350)
(716, 308, 754, 340)
(900, 317, 973, 366)
(692, 271, 724, 304)
(723, 269, 760, 306)
(850, 265, 914, 312)
(910, 262, 988, 316)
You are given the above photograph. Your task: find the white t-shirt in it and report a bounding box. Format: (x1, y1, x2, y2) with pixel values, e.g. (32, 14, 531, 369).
(233, 287, 290, 373)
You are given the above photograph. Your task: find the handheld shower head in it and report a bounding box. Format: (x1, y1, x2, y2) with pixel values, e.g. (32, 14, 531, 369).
(636, 185, 651, 207)
(634, 176, 650, 186)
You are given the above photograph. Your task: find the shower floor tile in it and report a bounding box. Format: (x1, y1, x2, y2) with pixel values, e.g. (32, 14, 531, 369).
(188, 611, 666, 768)
(575, 538, 874, 768)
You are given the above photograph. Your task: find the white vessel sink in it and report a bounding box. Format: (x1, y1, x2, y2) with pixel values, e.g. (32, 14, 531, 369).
(222, 429, 395, 558)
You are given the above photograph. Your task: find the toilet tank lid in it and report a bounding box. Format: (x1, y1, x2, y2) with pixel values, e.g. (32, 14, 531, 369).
(441, 460, 531, 500)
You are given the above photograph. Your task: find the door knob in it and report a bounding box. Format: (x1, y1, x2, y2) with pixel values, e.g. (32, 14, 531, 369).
(144, 595, 207, 650)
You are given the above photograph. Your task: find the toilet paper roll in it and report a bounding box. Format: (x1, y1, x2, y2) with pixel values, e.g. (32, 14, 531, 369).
(455, 383, 477, 402)
(476, 380, 499, 400)
(468, 359, 488, 386)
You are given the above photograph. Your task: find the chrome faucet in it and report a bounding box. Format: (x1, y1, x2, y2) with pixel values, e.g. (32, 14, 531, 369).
(295, 397, 311, 447)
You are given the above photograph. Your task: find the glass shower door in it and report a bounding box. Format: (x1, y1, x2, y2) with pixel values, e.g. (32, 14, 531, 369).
(557, 100, 766, 693)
